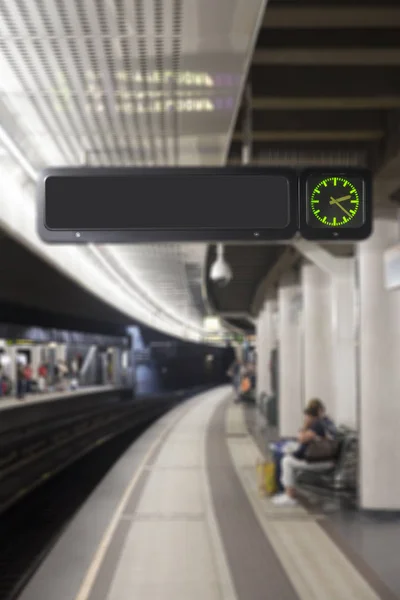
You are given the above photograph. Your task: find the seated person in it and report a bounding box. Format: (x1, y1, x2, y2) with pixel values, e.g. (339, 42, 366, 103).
(272, 404, 329, 507)
(272, 398, 336, 493)
(308, 398, 337, 439)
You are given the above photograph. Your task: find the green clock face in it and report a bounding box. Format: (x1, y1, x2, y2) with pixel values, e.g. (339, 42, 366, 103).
(307, 176, 362, 228)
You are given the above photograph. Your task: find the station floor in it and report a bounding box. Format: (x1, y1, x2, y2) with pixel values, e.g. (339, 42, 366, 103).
(18, 387, 399, 600)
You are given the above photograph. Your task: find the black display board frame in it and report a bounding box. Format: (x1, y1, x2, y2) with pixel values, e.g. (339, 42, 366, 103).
(37, 166, 372, 243)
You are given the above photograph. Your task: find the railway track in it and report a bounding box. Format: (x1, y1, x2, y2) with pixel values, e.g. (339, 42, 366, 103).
(0, 415, 158, 600)
(0, 385, 204, 600)
(0, 386, 211, 598)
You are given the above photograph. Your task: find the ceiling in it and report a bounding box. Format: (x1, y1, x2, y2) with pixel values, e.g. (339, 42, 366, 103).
(0, 0, 400, 338)
(206, 244, 286, 332)
(0, 0, 266, 167)
(229, 0, 400, 170)
(0, 230, 131, 336)
(212, 0, 400, 326)
(0, 0, 266, 341)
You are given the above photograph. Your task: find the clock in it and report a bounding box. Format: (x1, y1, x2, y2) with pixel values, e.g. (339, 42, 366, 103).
(309, 176, 361, 227)
(299, 169, 372, 240)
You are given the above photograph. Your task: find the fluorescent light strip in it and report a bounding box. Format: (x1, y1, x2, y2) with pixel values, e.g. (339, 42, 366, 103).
(0, 126, 37, 181)
(87, 244, 162, 320)
(0, 137, 211, 341)
(105, 246, 206, 334)
(0, 171, 156, 325)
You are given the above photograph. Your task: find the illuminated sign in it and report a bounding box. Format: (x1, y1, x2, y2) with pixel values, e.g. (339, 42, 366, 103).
(6, 339, 34, 346)
(55, 94, 234, 115)
(204, 334, 233, 344)
(204, 317, 222, 332)
(85, 70, 215, 87)
(53, 70, 238, 114)
(81, 97, 232, 115)
(82, 70, 240, 87)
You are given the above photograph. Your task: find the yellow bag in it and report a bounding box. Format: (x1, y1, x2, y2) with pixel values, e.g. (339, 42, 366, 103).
(256, 459, 277, 496)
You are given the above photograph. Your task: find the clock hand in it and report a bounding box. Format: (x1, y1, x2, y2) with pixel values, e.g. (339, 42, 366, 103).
(330, 197, 352, 218)
(329, 194, 351, 205)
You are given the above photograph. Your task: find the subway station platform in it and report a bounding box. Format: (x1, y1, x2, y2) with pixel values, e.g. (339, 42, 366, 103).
(18, 387, 399, 600)
(0, 386, 117, 412)
(0, 385, 134, 439)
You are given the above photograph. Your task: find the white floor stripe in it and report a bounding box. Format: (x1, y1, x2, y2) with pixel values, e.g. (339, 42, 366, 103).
(106, 387, 238, 600)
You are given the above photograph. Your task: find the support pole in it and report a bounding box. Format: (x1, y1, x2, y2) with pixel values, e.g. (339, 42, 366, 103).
(292, 238, 340, 277)
(241, 83, 252, 166)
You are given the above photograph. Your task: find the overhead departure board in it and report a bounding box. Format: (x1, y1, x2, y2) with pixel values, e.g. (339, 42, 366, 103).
(38, 167, 297, 243)
(37, 166, 372, 243)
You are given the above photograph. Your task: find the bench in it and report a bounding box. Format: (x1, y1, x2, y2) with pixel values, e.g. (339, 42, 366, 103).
(294, 429, 358, 495)
(257, 393, 278, 426)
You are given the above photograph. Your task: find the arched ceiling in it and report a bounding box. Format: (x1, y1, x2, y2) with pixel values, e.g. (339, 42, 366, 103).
(0, 0, 267, 341)
(0, 230, 131, 336)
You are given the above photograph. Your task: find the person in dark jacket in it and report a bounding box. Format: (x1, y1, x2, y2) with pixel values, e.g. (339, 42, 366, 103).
(227, 359, 242, 399)
(308, 398, 337, 439)
(272, 399, 337, 506)
(16, 362, 26, 399)
(272, 398, 336, 493)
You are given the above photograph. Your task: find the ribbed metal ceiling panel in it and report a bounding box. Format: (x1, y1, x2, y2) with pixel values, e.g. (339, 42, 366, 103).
(0, 0, 266, 166)
(0, 0, 267, 340)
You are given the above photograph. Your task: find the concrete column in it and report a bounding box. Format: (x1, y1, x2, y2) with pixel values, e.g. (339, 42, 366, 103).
(302, 262, 334, 415)
(331, 259, 357, 428)
(256, 297, 277, 401)
(256, 304, 268, 401)
(236, 344, 244, 363)
(55, 343, 67, 362)
(31, 346, 41, 380)
(358, 215, 400, 510)
(278, 271, 303, 437)
(112, 348, 122, 386)
(6, 345, 17, 386)
(265, 297, 278, 399)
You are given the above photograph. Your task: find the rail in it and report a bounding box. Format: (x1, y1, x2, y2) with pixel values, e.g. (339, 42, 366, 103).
(0, 386, 206, 516)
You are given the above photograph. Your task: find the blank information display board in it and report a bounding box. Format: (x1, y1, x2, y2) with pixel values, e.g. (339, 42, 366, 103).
(37, 166, 372, 243)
